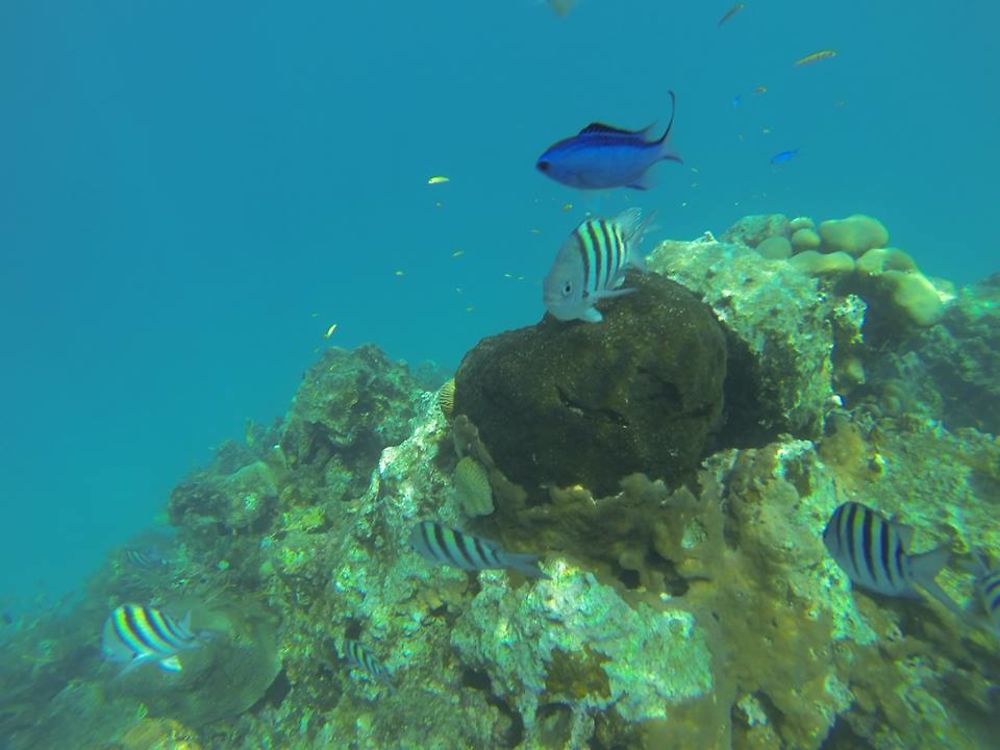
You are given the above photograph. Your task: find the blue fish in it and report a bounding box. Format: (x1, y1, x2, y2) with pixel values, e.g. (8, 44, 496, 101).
(770, 149, 799, 165)
(536, 91, 683, 190)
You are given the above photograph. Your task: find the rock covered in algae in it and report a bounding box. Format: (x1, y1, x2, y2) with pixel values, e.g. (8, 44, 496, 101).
(279, 344, 422, 502)
(168, 459, 278, 533)
(646, 236, 840, 441)
(866, 273, 1000, 435)
(721, 212, 790, 248)
(451, 566, 713, 746)
(453, 271, 726, 500)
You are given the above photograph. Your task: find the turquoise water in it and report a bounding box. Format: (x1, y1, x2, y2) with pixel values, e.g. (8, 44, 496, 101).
(0, 0, 997, 608)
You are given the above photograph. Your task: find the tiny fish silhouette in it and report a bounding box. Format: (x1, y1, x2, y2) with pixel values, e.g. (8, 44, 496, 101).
(770, 149, 799, 165)
(536, 92, 683, 191)
(717, 2, 745, 27)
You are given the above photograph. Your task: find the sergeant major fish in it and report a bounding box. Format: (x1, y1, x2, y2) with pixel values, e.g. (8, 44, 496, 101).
(410, 520, 549, 579)
(973, 553, 1000, 634)
(342, 639, 390, 683)
(823, 502, 963, 617)
(543, 207, 652, 323)
(536, 91, 683, 190)
(101, 603, 202, 675)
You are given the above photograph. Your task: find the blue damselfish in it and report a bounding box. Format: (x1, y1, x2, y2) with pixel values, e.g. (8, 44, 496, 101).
(536, 92, 683, 190)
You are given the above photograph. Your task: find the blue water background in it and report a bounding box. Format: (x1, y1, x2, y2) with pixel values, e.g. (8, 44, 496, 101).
(1, 1, 997, 607)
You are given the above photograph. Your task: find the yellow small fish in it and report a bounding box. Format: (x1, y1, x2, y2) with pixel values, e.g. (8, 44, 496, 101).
(465, 305, 475, 313)
(427, 175, 450, 185)
(753, 85, 768, 95)
(394, 270, 405, 277)
(529, 228, 542, 235)
(503, 273, 513, 279)
(323, 323, 337, 339)
(561, 202, 573, 212)
(452, 249, 464, 257)
(794, 49, 837, 67)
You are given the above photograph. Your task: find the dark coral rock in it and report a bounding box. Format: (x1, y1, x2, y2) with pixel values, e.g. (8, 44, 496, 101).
(453, 272, 726, 500)
(280, 344, 422, 501)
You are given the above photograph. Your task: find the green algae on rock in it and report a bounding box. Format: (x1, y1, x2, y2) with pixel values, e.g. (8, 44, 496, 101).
(453, 270, 726, 500)
(721, 212, 791, 248)
(279, 344, 423, 503)
(647, 236, 843, 442)
(451, 566, 713, 747)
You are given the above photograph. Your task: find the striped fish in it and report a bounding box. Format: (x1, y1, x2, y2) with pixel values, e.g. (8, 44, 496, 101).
(823, 502, 962, 617)
(342, 639, 390, 683)
(122, 547, 166, 571)
(101, 603, 198, 675)
(543, 207, 652, 323)
(409, 521, 549, 579)
(974, 554, 1000, 634)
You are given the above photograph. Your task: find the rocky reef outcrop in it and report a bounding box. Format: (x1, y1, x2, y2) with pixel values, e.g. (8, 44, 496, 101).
(3, 211, 998, 750)
(453, 271, 726, 500)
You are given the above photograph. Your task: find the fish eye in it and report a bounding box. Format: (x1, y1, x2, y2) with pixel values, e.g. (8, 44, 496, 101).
(562, 281, 572, 296)
(537, 160, 550, 172)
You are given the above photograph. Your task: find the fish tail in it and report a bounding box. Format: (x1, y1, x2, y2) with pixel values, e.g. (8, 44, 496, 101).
(657, 90, 683, 164)
(908, 545, 963, 616)
(909, 544, 950, 583)
(500, 551, 550, 579)
(614, 208, 656, 266)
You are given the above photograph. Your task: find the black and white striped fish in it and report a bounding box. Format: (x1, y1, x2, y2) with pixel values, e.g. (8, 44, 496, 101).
(342, 639, 390, 683)
(543, 207, 652, 323)
(122, 547, 167, 571)
(974, 554, 1000, 634)
(822, 501, 962, 616)
(409, 521, 549, 579)
(101, 603, 200, 675)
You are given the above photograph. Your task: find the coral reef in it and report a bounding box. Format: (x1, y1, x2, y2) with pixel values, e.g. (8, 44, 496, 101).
(453, 270, 726, 500)
(817, 214, 889, 256)
(646, 235, 844, 441)
(2, 211, 997, 750)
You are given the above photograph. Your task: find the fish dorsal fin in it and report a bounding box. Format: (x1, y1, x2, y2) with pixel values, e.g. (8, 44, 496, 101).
(579, 122, 646, 137)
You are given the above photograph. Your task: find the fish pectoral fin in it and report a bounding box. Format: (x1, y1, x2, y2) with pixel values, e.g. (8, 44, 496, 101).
(596, 287, 636, 300)
(116, 653, 156, 678)
(580, 307, 604, 323)
(158, 655, 183, 672)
